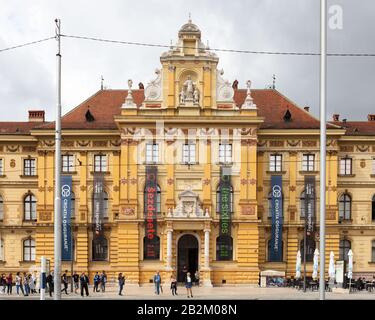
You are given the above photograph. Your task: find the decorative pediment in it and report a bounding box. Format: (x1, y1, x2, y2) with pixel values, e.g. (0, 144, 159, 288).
(168, 187, 209, 218)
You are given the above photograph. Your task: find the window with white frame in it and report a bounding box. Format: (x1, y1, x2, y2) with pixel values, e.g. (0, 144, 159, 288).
(23, 238, 35, 261)
(340, 157, 352, 175)
(146, 144, 159, 163)
(183, 144, 196, 164)
(0, 159, 3, 175)
(302, 154, 315, 171)
(23, 158, 36, 176)
(71, 192, 75, 217)
(338, 193, 351, 221)
(269, 154, 282, 172)
(62, 154, 75, 172)
(0, 238, 3, 261)
(0, 195, 3, 220)
(219, 144, 232, 163)
(94, 155, 107, 172)
(24, 194, 37, 221)
(372, 158, 375, 174)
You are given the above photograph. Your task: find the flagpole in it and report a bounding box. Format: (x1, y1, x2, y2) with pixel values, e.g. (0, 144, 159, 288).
(319, 0, 327, 301)
(54, 18, 62, 300)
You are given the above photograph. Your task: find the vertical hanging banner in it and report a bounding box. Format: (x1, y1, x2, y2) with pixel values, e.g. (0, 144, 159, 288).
(305, 175, 316, 251)
(218, 167, 232, 260)
(144, 166, 158, 259)
(270, 175, 283, 262)
(61, 175, 72, 261)
(93, 173, 105, 239)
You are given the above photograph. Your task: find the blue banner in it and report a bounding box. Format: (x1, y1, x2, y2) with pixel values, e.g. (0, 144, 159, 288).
(270, 175, 283, 262)
(61, 175, 72, 261)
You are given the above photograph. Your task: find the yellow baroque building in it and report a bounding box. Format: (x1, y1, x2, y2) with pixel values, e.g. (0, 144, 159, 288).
(1, 20, 375, 285)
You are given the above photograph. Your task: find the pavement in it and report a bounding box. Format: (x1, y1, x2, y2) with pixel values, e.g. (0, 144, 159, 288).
(1, 284, 375, 300)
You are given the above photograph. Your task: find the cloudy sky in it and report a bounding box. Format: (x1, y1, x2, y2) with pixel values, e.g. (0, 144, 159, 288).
(0, 0, 374, 122)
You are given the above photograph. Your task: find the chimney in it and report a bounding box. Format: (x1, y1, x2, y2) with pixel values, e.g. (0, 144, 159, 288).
(28, 110, 45, 122)
(304, 106, 310, 112)
(332, 114, 340, 121)
(367, 114, 375, 121)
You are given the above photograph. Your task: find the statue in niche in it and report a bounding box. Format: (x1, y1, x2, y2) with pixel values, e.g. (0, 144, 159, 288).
(181, 75, 199, 104)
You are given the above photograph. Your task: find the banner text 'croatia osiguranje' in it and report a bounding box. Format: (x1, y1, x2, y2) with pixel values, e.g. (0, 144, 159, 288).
(270, 175, 283, 262)
(61, 175, 72, 261)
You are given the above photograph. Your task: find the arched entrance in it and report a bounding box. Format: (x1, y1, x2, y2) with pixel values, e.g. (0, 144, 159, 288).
(177, 234, 199, 282)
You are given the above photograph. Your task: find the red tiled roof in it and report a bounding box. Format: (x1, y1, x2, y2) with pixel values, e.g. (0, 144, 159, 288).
(26, 88, 338, 132)
(0, 121, 47, 135)
(331, 121, 375, 136)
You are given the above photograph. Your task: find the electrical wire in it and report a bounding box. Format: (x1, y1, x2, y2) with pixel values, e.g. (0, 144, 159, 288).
(0, 36, 55, 53)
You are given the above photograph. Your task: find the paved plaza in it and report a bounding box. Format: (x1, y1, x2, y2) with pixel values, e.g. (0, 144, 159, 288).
(1, 285, 375, 300)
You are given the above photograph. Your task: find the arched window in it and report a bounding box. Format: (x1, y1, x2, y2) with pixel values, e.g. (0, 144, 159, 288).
(268, 191, 283, 218)
(0, 195, 3, 220)
(0, 238, 4, 261)
(216, 235, 233, 261)
(71, 192, 75, 217)
(339, 193, 351, 221)
(23, 238, 35, 261)
(144, 185, 161, 214)
(24, 194, 36, 221)
(267, 240, 284, 262)
(92, 237, 108, 261)
(143, 236, 160, 260)
(372, 195, 375, 221)
(216, 184, 233, 213)
(92, 191, 109, 218)
(339, 239, 351, 262)
(300, 239, 316, 262)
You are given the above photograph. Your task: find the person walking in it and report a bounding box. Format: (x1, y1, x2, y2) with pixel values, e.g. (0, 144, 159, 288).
(46, 272, 54, 297)
(185, 272, 193, 298)
(170, 275, 178, 296)
(61, 270, 69, 295)
(118, 273, 125, 296)
(0, 274, 6, 294)
(153, 271, 161, 295)
(194, 270, 200, 287)
(15, 272, 23, 296)
(6, 273, 12, 295)
(23, 273, 29, 296)
(73, 271, 79, 294)
(80, 272, 89, 297)
(28, 274, 35, 295)
(93, 272, 100, 293)
(100, 271, 107, 292)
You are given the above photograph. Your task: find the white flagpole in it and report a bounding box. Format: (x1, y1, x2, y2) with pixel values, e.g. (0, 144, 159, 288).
(319, 0, 327, 301)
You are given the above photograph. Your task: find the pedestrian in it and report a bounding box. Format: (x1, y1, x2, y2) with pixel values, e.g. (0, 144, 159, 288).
(80, 272, 89, 297)
(93, 272, 100, 292)
(118, 273, 125, 296)
(185, 272, 193, 298)
(100, 271, 107, 292)
(61, 270, 69, 294)
(31, 271, 37, 294)
(0, 274, 6, 294)
(6, 273, 12, 295)
(153, 271, 161, 295)
(170, 275, 177, 296)
(23, 273, 29, 296)
(28, 274, 35, 295)
(46, 272, 54, 297)
(73, 271, 79, 294)
(15, 272, 23, 296)
(194, 270, 200, 286)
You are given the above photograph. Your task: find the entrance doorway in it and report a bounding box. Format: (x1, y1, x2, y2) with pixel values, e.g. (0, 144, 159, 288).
(177, 234, 199, 282)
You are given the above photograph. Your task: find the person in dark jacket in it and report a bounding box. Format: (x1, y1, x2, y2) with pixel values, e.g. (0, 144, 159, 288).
(61, 270, 69, 295)
(170, 275, 178, 296)
(6, 273, 12, 295)
(118, 273, 125, 296)
(46, 272, 54, 297)
(93, 272, 100, 292)
(73, 271, 79, 294)
(80, 272, 89, 297)
(100, 271, 107, 292)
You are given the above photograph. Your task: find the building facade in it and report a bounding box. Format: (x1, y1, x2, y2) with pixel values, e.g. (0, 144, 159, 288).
(1, 20, 375, 285)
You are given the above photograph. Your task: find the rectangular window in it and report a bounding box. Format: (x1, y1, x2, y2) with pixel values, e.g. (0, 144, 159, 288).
(372, 158, 375, 174)
(146, 144, 159, 163)
(62, 155, 74, 173)
(340, 158, 352, 175)
(372, 242, 375, 262)
(24, 159, 36, 176)
(94, 155, 107, 172)
(302, 154, 315, 171)
(219, 144, 232, 163)
(183, 144, 196, 164)
(0, 159, 3, 175)
(269, 154, 282, 172)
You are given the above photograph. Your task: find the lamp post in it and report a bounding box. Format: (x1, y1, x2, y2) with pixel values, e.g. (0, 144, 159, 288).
(53, 18, 62, 300)
(319, 0, 327, 301)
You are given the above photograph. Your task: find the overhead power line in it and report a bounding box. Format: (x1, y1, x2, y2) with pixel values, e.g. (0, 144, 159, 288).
(1, 34, 375, 57)
(61, 34, 375, 57)
(0, 36, 55, 53)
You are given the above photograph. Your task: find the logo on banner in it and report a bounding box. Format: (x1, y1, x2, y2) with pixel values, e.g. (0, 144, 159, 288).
(61, 175, 72, 261)
(93, 174, 105, 238)
(270, 175, 283, 262)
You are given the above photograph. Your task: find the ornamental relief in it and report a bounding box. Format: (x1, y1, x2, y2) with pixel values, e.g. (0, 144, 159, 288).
(302, 140, 317, 147)
(257, 140, 267, 147)
(339, 145, 354, 152)
(357, 145, 370, 152)
(287, 140, 300, 147)
(61, 141, 74, 147)
(77, 140, 90, 147)
(6, 145, 19, 152)
(110, 140, 121, 147)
